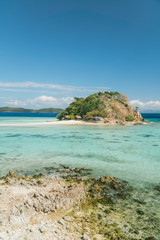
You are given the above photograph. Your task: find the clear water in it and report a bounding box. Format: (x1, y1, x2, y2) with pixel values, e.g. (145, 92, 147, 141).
(0, 112, 58, 124)
(0, 113, 159, 188)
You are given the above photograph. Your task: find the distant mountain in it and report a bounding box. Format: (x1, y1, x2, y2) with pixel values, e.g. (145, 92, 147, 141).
(0, 107, 63, 113)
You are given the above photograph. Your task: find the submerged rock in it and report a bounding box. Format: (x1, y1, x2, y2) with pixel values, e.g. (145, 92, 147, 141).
(8, 170, 18, 178)
(154, 185, 160, 192)
(136, 209, 145, 215)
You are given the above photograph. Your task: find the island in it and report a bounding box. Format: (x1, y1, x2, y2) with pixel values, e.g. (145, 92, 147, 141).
(0, 107, 63, 113)
(57, 91, 144, 125)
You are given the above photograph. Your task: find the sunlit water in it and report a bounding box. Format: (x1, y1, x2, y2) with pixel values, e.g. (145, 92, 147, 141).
(0, 113, 160, 238)
(0, 113, 159, 188)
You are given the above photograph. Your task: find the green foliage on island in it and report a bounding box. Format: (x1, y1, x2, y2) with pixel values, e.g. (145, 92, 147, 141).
(56, 91, 138, 122)
(57, 94, 106, 120)
(125, 115, 135, 121)
(0, 107, 63, 113)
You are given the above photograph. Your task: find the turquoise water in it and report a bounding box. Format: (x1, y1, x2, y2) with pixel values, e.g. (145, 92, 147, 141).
(0, 114, 159, 188)
(0, 112, 58, 124)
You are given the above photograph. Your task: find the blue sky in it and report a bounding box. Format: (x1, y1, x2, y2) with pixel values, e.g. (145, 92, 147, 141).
(0, 0, 160, 111)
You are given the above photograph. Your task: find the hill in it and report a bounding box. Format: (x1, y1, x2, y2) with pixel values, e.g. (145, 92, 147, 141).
(56, 91, 144, 125)
(0, 107, 63, 113)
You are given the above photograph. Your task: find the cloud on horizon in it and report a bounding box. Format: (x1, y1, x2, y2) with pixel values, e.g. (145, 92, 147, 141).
(1, 96, 160, 111)
(130, 100, 160, 111)
(0, 81, 159, 111)
(2, 96, 74, 108)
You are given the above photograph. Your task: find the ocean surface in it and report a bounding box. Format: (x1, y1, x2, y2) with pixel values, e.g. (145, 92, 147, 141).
(0, 112, 159, 188)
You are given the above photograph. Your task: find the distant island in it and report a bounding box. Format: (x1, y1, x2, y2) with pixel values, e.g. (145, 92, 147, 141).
(57, 91, 144, 125)
(0, 107, 63, 113)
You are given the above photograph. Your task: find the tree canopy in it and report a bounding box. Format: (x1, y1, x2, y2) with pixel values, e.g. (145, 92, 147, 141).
(56, 93, 107, 120)
(56, 91, 129, 120)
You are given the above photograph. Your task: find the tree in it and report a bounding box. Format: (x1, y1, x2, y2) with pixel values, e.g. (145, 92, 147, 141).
(135, 106, 139, 112)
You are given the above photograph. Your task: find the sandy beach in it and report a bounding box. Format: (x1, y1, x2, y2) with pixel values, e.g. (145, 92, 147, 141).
(0, 120, 96, 127)
(0, 119, 143, 127)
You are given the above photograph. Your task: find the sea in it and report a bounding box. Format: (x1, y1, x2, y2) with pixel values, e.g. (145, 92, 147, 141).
(0, 112, 159, 187)
(0, 112, 160, 238)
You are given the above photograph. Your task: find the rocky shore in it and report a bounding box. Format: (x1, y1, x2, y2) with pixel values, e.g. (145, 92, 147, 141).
(0, 167, 158, 240)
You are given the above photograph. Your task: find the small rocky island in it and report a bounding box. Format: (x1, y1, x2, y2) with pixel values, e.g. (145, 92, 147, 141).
(57, 91, 144, 125)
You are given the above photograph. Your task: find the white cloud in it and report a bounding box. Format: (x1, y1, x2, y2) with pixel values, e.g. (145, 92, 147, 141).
(3, 98, 27, 107)
(0, 81, 108, 108)
(0, 87, 48, 93)
(2, 95, 160, 111)
(0, 81, 67, 90)
(27, 95, 74, 107)
(2, 96, 74, 108)
(0, 81, 108, 92)
(130, 100, 160, 111)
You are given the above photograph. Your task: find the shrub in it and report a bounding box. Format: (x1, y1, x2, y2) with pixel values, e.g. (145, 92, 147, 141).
(56, 111, 67, 120)
(125, 115, 135, 121)
(104, 120, 109, 123)
(100, 110, 108, 118)
(124, 103, 128, 107)
(67, 114, 75, 120)
(83, 110, 100, 120)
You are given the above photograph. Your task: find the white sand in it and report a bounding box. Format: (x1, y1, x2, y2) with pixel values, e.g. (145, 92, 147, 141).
(0, 120, 98, 127)
(0, 119, 143, 127)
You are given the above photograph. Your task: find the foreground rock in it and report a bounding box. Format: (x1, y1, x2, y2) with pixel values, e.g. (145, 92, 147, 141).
(0, 174, 86, 239)
(0, 170, 158, 240)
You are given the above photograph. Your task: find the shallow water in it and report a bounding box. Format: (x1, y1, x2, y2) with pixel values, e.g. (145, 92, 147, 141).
(0, 113, 160, 238)
(0, 114, 159, 188)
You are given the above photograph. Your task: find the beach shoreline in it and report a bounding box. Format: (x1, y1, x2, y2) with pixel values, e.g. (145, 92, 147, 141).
(0, 119, 144, 127)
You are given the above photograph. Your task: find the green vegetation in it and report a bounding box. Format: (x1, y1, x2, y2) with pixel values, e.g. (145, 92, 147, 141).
(56, 91, 132, 121)
(0, 107, 63, 113)
(135, 106, 139, 112)
(125, 115, 135, 121)
(56, 93, 107, 120)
